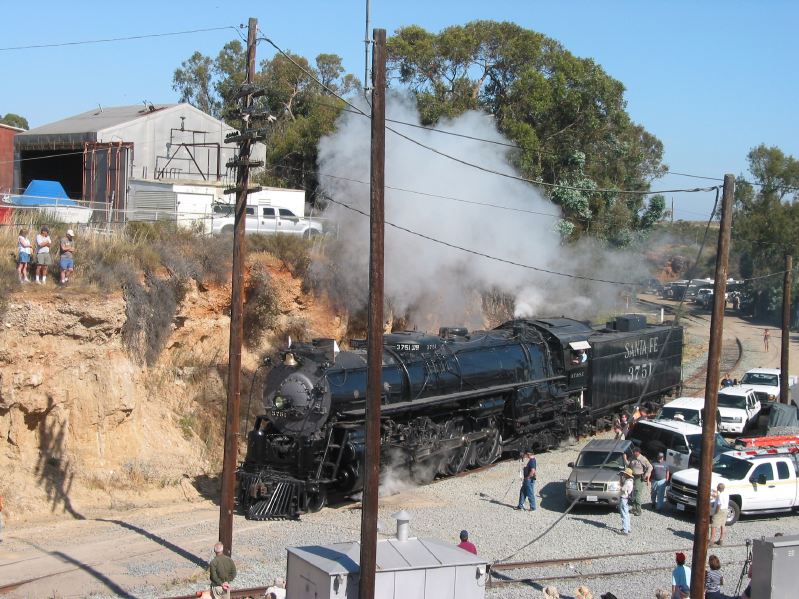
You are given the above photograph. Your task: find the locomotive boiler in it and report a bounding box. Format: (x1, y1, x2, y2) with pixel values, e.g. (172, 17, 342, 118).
(237, 314, 683, 519)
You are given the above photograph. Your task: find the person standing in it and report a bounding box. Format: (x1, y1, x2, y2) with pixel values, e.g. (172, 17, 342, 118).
(59, 229, 76, 285)
(709, 482, 729, 546)
(671, 552, 691, 599)
(721, 373, 734, 387)
(650, 452, 670, 512)
(34, 226, 51, 284)
(627, 446, 652, 515)
(457, 530, 477, 554)
(17, 229, 31, 283)
(704, 555, 725, 599)
(516, 451, 537, 511)
(763, 328, 771, 352)
(209, 542, 236, 599)
(618, 467, 634, 535)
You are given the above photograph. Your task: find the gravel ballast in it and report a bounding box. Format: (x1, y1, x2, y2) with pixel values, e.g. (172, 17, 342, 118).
(100, 431, 795, 599)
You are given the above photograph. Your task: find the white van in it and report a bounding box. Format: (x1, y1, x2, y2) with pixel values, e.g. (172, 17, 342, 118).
(626, 419, 732, 473)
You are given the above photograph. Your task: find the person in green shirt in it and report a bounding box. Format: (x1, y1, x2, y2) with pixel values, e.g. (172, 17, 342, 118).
(209, 542, 236, 599)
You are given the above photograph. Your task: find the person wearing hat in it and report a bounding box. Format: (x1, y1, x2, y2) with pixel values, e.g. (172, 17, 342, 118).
(650, 452, 670, 511)
(34, 225, 52, 284)
(59, 229, 76, 285)
(626, 445, 652, 515)
(617, 467, 634, 535)
(671, 552, 691, 599)
(456, 529, 477, 555)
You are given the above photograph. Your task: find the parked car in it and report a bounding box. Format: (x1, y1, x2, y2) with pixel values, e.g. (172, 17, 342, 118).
(668, 446, 799, 525)
(656, 396, 718, 428)
(739, 368, 798, 404)
(212, 206, 323, 237)
(716, 386, 761, 435)
(565, 439, 631, 507)
(626, 419, 732, 473)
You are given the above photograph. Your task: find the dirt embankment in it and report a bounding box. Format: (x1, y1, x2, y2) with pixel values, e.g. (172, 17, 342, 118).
(0, 258, 345, 523)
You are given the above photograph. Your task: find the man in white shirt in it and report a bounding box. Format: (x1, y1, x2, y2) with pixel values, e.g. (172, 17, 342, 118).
(709, 482, 729, 546)
(34, 226, 52, 284)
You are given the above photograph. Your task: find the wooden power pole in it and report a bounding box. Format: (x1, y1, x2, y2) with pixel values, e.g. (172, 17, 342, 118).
(781, 254, 792, 404)
(690, 174, 734, 598)
(219, 16, 258, 557)
(359, 28, 386, 599)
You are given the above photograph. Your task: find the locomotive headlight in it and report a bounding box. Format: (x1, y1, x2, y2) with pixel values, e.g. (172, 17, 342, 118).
(273, 395, 287, 410)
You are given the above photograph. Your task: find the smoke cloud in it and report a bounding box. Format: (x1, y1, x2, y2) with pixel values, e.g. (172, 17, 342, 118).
(316, 92, 648, 329)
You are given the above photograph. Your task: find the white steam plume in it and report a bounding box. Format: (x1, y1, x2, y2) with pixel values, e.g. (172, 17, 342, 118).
(317, 92, 648, 328)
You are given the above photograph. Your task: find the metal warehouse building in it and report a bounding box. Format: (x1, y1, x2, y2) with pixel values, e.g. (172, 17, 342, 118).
(13, 103, 257, 222)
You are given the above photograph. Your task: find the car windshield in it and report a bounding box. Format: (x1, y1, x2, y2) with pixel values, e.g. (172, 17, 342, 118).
(687, 433, 733, 457)
(575, 451, 626, 469)
(658, 407, 701, 425)
(712, 454, 752, 480)
(717, 393, 747, 410)
(740, 373, 779, 386)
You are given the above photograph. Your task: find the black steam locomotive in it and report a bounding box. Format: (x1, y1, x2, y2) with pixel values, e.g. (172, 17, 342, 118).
(238, 314, 683, 519)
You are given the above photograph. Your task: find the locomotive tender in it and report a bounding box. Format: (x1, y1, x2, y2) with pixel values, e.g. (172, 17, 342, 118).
(238, 314, 683, 519)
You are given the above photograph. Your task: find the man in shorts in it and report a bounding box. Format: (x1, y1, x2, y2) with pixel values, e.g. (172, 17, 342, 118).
(709, 482, 728, 546)
(59, 229, 76, 285)
(35, 226, 52, 284)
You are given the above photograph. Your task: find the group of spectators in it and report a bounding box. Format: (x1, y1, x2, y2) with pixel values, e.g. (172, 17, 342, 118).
(15, 225, 75, 285)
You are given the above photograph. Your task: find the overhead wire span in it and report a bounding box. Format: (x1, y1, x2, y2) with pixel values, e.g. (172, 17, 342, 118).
(323, 196, 637, 286)
(0, 25, 241, 51)
(258, 33, 720, 197)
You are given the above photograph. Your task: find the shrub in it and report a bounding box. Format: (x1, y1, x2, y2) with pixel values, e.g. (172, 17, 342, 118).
(248, 233, 312, 277)
(122, 272, 186, 366)
(243, 264, 280, 348)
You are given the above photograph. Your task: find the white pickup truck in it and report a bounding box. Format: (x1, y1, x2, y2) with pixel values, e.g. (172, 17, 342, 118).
(716, 386, 761, 434)
(211, 205, 323, 238)
(738, 368, 798, 404)
(667, 447, 799, 525)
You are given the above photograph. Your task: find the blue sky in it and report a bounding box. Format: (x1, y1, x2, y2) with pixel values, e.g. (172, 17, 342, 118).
(2, 1, 797, 220)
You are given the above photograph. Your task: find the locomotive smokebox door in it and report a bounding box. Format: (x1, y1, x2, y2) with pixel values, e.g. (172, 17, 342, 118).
(265, 369, 332, 436)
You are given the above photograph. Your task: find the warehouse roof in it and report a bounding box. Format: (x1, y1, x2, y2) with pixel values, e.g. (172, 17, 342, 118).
(17, 104, 178, 136)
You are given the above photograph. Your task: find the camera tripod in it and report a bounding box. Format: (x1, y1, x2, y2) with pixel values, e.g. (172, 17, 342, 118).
(735, 539, 753, 596)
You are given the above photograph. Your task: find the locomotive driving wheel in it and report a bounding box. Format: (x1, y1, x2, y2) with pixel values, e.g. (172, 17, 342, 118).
(440, 419, 470, 476)
(474, 427, 502, 467)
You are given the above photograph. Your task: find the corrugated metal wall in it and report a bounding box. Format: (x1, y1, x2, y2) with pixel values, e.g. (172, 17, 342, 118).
(127, 189, 177, 221)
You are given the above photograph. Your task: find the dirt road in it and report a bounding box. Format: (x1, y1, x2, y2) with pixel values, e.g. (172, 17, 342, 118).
(1, 299, 796, 599)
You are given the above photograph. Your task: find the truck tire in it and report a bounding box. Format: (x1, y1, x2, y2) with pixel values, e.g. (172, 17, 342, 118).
(303, 229, 320, 239)
(726, 499, 741, 526)
(221, 225, 234, 235)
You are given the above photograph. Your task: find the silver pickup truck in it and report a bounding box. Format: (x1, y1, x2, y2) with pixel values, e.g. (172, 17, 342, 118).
(212, 206, 323, 238)
(565, 439, 631, 507)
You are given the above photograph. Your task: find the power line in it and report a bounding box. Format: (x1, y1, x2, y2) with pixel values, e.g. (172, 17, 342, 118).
(324, 196, 638, 286)
(0, 25, 240, 52)
(258, 33, 722, 198)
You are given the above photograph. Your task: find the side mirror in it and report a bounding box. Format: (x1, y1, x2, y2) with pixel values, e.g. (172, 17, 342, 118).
(567, 462, 575, 468)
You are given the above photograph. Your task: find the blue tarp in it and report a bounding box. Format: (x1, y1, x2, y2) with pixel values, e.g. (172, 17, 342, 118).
(9, 180, 79, 206)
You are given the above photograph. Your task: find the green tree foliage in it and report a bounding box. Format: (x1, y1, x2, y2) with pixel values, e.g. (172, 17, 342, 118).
(0, 113, 29, 129)
(172, 42, 359, 196)
(387, 21, 666, 240)
(733, 144, 799, 317)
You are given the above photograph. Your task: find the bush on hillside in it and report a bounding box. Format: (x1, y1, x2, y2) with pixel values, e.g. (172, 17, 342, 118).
(243, 264, 280, 348)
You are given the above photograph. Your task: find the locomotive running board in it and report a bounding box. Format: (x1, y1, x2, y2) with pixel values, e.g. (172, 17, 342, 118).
(247, 481, 301, 520)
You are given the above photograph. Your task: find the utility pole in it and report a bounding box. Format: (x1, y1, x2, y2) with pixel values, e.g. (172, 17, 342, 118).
(363, 0, 371, 93)
(219, 16, 259, 558)
(781, 254, 792, 404)
(359, 27, 386, 599)
(690, 174, 734, 598)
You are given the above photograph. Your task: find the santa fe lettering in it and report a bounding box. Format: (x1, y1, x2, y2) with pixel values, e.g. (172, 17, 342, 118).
(624, 337, 659, 358)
